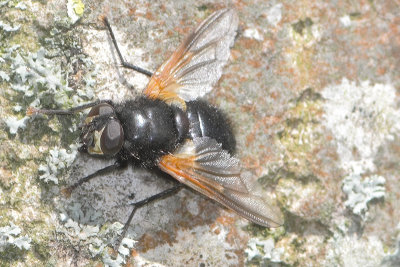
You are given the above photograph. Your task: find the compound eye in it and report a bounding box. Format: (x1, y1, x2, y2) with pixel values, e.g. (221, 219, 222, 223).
(100, 119, 124, 155)
(87, 103, 114, 118)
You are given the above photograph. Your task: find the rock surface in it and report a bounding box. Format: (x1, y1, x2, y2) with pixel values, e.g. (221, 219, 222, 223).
(1, 0, 399, 266)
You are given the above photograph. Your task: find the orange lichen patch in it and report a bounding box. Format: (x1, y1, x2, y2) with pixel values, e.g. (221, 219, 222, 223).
(128, 7, 136, 17)
(221, 72, 235, 81)
(378, 31, 391, 45)
(262, 38, 276, 51)
(212, 87, 237, 104)
(237, 38, 260, 50)
(138, 231, 174, 252)
(216, 215, 236, 226)
(137, 233, 157, 252)
(270, 91, 279, 100)
(153, 47, 163, 55)
(255, 71, 263, 79)
(210, 219, 231, 235)
(166, 29, 174, 38)
(241, 157, 261, 171)
(229, 64, 241, 74)
(238, 75, 248, 83)
(246, 58, 262, 68)
(145, 11, 155, 20)
(72, 70, 83, 83)
(333, 26, 347, 36)
(311, 166, 330, 181)
(108, 246, 118, 257)
(174, 26, 191, 36)
(130, 249, 139, 257)
(98, 14, 106, 24)
(245, 133, 256, 147)
(210, 215, 247, 255)
(230, 49, 241, 61)
(0, 168, 13, 188)
(389, 20, 400, 45)
(60, 187, 73, 198)
(212, 226, 221, 235)
(244, 115, 282, 146)
(377, 67, 386, 76)
(240, 103, 257, 113)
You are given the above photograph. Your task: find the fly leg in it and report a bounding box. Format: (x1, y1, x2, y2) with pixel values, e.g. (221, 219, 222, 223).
(114, 183, 184, 251)
(62, 160, 127, 197)
(102, 16, 153, 77)
(26, 100, 113, 116)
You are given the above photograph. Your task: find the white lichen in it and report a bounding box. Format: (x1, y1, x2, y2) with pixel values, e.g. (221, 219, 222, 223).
(102, 238, 136, 267)
(0, 20, 20, 32)
(0, 0, 10, 7)
(12, 48, 72, 104)
(0, 222, 31, 252)
(324, 233, 385, 267)
(322, 79, 397, 220)
(15, 2, 27, 10)
(266, 3, 283, 27)
(245, 237, 283, 263)
(322, 78, 400, 175)
(342, 174, 385, 219)
(4, 115, 29, 134)
(58, 203, 136, 267)
(340, 15, 352, 27)
(0, 70, 10, 81)
(243, 28, 264, 41)
(38, 144, 78, 184)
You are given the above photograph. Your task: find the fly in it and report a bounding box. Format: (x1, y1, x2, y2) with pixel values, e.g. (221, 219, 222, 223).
(27, 8, 283, 249)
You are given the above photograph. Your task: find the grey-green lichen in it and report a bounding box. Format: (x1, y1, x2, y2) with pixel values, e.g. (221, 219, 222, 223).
(382, 231, 400, 267)
(277, 87, 324, 179)
(58, 202, 135, 266)
(0, 0, 100, 265)
(342, 174, 385, 219)
(0, 222, 31, 252)
(245, 237, 284, 265)
(38, 144, 78, 184)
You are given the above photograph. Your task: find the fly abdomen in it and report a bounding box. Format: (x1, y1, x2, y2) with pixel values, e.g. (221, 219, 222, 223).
(171, 105, 189, 143)
(186, 100, 236, 155)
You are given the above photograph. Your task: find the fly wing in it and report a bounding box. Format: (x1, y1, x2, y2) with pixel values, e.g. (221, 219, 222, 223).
(144, 8, 238, 108)
(158, 137, 284, 227)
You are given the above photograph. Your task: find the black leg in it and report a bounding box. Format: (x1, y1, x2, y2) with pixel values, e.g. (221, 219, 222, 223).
(114, 183, 184, 250)
(102, 17, 153, 77)
(61, 160, 125, 197)
(27, 100, 112, 116)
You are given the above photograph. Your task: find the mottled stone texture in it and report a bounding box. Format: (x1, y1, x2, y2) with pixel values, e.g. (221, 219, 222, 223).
(1, 0, 399, 266)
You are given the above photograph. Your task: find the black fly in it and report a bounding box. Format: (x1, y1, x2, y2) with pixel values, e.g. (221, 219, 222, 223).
(28, 8, 283, 250)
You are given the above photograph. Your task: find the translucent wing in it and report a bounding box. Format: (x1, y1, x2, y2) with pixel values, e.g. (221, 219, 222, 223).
(158, 137, 284, 227)
(144, 8, 238, 108)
